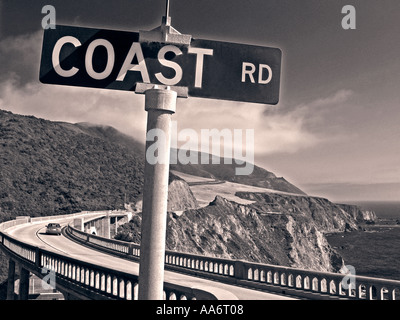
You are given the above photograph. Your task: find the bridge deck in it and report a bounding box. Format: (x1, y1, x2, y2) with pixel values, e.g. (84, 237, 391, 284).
(5, 217, 296, 300)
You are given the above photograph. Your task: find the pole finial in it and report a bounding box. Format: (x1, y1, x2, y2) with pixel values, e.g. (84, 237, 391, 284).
(139, 0, 191, 45)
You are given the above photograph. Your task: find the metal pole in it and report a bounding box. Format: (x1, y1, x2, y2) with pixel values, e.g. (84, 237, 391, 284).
(165, 0, 170, 20)
(138, 86, 177, 300)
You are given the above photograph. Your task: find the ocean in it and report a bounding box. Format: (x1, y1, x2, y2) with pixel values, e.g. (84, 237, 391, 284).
(326, 201, 400, 281)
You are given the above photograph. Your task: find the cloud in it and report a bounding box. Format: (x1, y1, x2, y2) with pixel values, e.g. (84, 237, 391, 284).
(174, 97, 320, 156)
(0, 31, 43, 85)
(0, 31, 148, 140)
(265, 89, 354, 127)
(173, 89, 355, 156)
(301, 89, 354, 109)
(262, 88, 355, 144)
(0, 78, 148, 141)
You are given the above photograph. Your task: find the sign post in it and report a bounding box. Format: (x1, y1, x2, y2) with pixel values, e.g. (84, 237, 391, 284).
(138, 86, 177, 300)
(137, 2, 191, 300)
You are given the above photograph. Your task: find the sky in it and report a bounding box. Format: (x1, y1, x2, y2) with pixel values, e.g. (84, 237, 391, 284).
(0, 0, 399, 202)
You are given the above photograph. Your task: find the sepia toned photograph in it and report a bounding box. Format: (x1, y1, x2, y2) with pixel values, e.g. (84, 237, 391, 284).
(0, 0, 399, 312)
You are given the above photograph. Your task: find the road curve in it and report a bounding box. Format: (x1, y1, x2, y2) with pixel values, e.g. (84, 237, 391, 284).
(5, 217, 297, 300)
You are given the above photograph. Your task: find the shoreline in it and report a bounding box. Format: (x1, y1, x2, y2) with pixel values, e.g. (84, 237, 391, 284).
(326, 220, 400, 282)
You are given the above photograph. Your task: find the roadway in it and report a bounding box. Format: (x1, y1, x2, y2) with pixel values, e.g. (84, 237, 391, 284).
(4, 216, 297, 300)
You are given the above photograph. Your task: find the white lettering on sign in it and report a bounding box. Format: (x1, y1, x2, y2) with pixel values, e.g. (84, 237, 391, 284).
(51, 37, 215, 87)
(85, 39, 115, 80)
(258, 64, 272, 84)
(52, 36, 81, 77)
(242, 62, 256, 83)
(188, 47, 213, 88)
(241, 62, 272, 85)
(116, 43, 150, 82)
(155, 45, 183, 86)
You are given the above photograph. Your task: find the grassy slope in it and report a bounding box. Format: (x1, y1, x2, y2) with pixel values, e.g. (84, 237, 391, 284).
(0, 110, 144, 220)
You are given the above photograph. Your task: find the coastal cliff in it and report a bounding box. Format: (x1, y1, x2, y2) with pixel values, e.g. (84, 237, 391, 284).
(117, 188, 375, 273)
(335, 203, 377, 223)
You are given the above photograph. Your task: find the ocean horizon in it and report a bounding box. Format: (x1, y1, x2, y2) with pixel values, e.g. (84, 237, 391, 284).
(326, 200, 400, 281)
(348, 200, 400, 220)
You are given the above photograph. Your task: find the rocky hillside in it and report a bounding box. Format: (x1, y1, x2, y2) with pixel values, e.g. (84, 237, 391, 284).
(116, 191, 376, 273)
(0, 109, 145, 220)
(167, 174, 199, 211)
(131, 173, 199, 213)
(235, 192, 376, 232)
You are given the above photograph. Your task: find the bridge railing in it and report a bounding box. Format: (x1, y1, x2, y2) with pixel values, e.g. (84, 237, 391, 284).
(0, 215, 228, 300)
(3, 213, 400, 300)
(238, 260, 400, 300)
(66, 222, 400, 300)
(69, 226, 136, 256)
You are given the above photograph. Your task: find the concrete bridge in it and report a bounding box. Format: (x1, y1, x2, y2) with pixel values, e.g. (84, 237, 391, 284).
(1, 211, 400, 300)
(74, 211, 131, 238)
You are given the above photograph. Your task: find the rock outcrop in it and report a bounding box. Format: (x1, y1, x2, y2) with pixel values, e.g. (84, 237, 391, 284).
(166, 195, 345, 272)
(167, 174, 199, 211)
(127, 172, 199, 214)
(234, 192, 366, 232)
(335, 203, 377, 223)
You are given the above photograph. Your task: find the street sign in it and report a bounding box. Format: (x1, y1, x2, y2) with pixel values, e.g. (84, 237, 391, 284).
(40, 25, 281, 104)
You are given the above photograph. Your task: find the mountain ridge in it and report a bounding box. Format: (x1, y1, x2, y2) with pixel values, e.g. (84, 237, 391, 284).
(0, 108, 304, 219)
(169, 150, 306, 195)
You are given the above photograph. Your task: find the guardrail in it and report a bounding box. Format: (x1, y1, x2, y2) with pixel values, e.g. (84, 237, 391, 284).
(66, 222, 400, 300)
(0, 214, 227, 300)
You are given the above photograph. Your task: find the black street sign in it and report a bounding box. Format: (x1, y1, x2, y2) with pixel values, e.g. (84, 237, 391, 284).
(40, 25, 281, 104)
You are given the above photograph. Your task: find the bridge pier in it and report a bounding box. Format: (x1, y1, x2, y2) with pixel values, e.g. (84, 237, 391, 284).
(6, 259, 16, 300)
(102, 214, 111, 239)
(19, 267, 30, 300)
(73, 218, 84, 231)
(81, 212, 132, 238)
